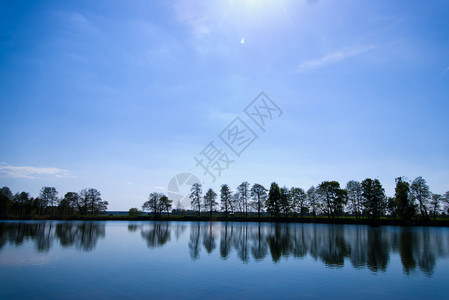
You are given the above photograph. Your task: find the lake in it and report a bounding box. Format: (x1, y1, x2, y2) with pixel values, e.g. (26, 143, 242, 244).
(1, 221, 449, 299)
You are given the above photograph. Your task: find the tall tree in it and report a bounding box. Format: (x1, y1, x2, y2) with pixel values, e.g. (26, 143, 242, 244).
(143, 192, 164, 215)
(0, 186, 13, 217)
(59, 192, 79, 216)
(361, 178, 386, 221)
(279, 186, 291, 217)
(394, 177, 415, 220)
(237, 182, 250, 217)
(40, 187, 58, 215)
(316, 181, 347, 219)
(290, 187, 307, 218)
(220, 184, 232, 217)
(190, 183, 202, 216)
(444, 191, 449, 214)
(410, 176, 431, 220)
(430, 194, 442, 221)
(307, 186, 319, 217)
(203, 188, 218, 217)
(159, 195, 173, 215)
(346, 180, 362, 219)
(250, 183, 267, 218)
(80, 188, 107, 215)
(266, 182, 281, 217)
(13, 192, 30, 216)
(232, 192, 244, 216)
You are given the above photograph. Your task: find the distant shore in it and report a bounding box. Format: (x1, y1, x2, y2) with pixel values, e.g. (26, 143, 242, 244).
(2, 215, 449, 227)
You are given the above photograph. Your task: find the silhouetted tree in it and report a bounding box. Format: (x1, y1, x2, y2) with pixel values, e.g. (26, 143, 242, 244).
(79, 188, 107, 215)
(346, 180, 362, 218)
(266, 182, 281, 217)
(0, 187, 13, 217)
(190, 183, 202, 216)
(430, 194, 441, 221)
(58, 192, 78, 216)
(290, 187, 307, 218)
(307, 186, 319, 217)
(203, 188, 217, 217)
(411, 177, 430, 221)
(237, 181, 250, 217)
(250, 183, 267, 218)
(444, 191, 449, 214)
(143, 192, 164, 216)
(317, 181, 347, 218)
(220, 184, 232, 217)
(280, 186, 291, 217)
(395, 177, 415, 220)
(361, 178, 385, 221)
(159, 195, 172, 215)
(386, 197, 397, 217)
(13, 192, 30, 216)
(40, 187, 58, 215)
(232, 191, 244, 216)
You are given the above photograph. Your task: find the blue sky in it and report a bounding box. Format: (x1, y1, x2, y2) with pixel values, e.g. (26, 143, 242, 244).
(1, 0, 448, 210)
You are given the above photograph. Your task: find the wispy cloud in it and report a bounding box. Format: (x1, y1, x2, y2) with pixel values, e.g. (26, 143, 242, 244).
(0, 164, 71, 179)
(441, 66, 449, 77)
(174, 0, 215, 38)
(153, 186, 166, 190)
(297, 45, 375, 72)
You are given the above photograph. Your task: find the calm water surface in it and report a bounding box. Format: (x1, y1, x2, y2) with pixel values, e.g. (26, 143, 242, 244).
(1, 221, 449, 299)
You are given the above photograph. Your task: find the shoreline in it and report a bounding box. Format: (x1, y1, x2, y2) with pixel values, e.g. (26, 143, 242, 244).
(2, 215, 449, 227)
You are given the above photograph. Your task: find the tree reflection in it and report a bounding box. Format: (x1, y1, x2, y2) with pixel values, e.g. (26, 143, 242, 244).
(220, 222, 233, 259)
(203, 223, 216, 254)
(188, 222, 201, 260)
(0, 222, 106, 252)
(1, 221, 448, 276)
(141, 222, 171, 248)
(182, 222, 448, 276)
(250, 223, 268, 261)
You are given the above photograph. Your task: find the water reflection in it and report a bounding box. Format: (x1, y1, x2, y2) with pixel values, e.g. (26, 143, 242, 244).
(142, 222, 448, 276)
(0, 222, 105, 252)
(141, 222, 171, 248)
(1, 221, 448, 276)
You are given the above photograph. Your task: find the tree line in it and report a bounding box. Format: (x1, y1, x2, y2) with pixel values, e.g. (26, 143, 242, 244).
(0, 186, 108, 217)
(141, 176, 449, 221)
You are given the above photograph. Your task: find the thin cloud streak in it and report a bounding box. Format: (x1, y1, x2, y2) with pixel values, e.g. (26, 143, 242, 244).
(0, 164, 71, 179)
(297, 45, 375, 72)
